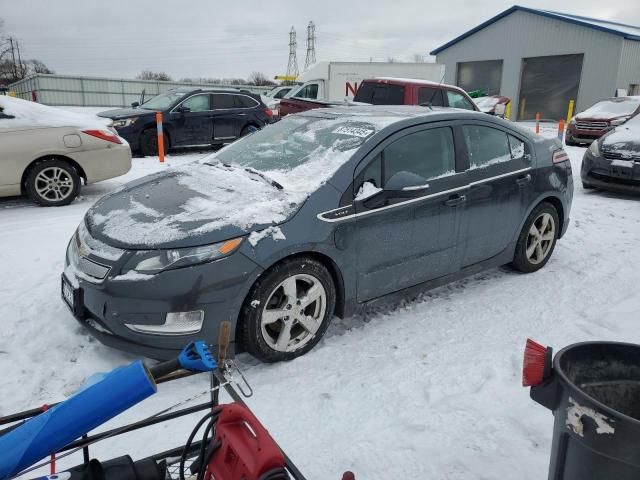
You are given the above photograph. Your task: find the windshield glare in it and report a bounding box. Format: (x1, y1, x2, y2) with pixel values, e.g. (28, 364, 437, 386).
(139, 91, 187, 110)
(211, 115, 376, 173)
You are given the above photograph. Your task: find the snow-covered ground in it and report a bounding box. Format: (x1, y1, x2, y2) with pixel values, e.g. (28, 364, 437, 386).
(1, 124, 640, 479)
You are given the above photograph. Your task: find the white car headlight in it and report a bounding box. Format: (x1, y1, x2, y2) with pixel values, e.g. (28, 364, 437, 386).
(112, 117, 137, 128)
(610, 116, 630, 126)
(588, 140, 600, 157)
(130, 238, 242, 273)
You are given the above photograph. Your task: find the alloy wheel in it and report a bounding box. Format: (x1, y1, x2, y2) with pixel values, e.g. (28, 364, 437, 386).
(526, 212, 556, 265)
(260, 273, 327, 353)
(34, 167, 74, 202)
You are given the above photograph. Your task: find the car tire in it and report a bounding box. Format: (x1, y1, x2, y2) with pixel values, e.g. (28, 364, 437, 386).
(565, 138, 577, 147)
(240, 124, 259, 137)
(140, 128, 169, 157)
(240, 257, 336, 362)
(25, 159, 81, 207)
(582, 181, 596, 190)
(511, 202, 559, 274)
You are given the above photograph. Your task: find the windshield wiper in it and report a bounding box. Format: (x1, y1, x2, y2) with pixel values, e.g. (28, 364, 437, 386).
(244, 168, 283, 190)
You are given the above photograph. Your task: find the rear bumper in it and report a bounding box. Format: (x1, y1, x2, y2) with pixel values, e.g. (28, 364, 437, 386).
(69, 145, 132, 183)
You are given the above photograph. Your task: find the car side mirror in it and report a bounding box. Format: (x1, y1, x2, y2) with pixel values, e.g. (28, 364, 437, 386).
(131, 101, 140, 108)
(384, 171, 430, 197)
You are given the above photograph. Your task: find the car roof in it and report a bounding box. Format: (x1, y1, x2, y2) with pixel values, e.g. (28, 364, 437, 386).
(171, 87, 243, 94)
(296, 104, 490, 125)
(365, 77, 466, 93)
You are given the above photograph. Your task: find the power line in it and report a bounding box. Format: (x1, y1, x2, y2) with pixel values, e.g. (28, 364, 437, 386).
(304, 21, 316, 70)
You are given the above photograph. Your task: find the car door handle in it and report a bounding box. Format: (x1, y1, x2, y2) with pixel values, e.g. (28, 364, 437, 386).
(237, 113, 247, 116)
(516, 174, 532, 187)
(444, 194, 466, 207)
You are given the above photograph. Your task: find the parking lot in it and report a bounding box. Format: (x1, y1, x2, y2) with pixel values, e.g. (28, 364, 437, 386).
(1, 124, 639, 478)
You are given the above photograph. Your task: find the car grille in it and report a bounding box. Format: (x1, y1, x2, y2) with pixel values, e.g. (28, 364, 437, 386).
(603, 150, 640, 162)
(67, 222, 124, 281)
(575, 120, 609, 131)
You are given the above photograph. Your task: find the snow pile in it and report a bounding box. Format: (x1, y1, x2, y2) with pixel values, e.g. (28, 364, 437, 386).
(355, 181, 382, 201)
(0, 96, 111, 130)
(248, 226, 286, 247)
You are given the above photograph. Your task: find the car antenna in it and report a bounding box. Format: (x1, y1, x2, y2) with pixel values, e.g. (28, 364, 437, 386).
(421, 70, 447, 109)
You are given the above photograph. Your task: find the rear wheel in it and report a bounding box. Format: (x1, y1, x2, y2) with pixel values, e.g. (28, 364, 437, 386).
(25, 159, 80, 207)
(140, 128, 169, 157)
(582, 182, 595, 190)
(511, 202, 559, 273)
(241, 257, 335, 362)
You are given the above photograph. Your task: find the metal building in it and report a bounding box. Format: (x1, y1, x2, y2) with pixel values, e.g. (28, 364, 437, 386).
(431, 6, 640, 120)
(8, 74, 272, 107)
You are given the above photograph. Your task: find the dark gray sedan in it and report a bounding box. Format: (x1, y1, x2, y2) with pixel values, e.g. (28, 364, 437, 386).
(581, 113, 640, 194)
(62, 106, 573, 362)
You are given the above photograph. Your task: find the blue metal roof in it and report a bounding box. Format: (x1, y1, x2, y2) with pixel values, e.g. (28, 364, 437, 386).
(430, 5, 640, 55)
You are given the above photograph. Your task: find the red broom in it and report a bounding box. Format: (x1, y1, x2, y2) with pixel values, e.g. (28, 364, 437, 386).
(522, 338, 553, 387)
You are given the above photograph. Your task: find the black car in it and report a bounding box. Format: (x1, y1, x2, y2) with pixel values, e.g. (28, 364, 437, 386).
(62, 106, 573, 362)
(581, 113, 640, 194)
(98, 88, 273, 156)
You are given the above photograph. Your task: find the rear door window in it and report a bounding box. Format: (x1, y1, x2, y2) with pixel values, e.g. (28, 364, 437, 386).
(462, 125, 511, 169)
(354, 83, 405, 105)
(417, 87, 445, 106)
(212, 94, 237, 110)
(446, 91, 475, 110)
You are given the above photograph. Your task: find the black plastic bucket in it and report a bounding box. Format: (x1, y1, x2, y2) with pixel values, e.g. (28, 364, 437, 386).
(531, 341, 640, 479)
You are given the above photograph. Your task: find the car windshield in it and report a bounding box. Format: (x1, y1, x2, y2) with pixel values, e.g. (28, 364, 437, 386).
(585, 99, 640, 117)
(208, 115, 380, 185)
(139, 91, 188, 110)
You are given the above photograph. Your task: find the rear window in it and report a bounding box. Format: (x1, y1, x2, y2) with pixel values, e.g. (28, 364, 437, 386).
(235, 95, 259, 108)
(354, 83, 405, 105)
(417, 87, 445, 106)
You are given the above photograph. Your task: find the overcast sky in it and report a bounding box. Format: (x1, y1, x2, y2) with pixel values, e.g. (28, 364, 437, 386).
(2, 0, 640, 80)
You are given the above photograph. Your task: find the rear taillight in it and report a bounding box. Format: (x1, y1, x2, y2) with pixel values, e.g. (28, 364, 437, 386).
(265, 108, 273, 117)
(82, 129, 123, 144)
(522, 338, 553, 387)
(552, 149, 569, 164)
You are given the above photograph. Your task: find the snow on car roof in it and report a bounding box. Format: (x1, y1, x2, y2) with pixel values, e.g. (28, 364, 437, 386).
(0, 96, 111, 130)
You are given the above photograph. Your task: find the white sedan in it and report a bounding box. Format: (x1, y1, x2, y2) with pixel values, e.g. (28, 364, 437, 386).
(0, 96, 131, 206)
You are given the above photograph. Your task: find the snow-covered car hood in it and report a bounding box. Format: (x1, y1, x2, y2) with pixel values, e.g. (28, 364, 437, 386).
(98, 107, 150, 119)
(86, 162, 303, 250)
(601, 124, 640, 155)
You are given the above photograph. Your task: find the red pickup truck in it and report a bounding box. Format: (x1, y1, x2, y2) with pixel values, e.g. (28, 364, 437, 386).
(278, 78, 479, 117)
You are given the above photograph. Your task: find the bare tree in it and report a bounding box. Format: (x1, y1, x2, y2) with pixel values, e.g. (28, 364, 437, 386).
(137, 70, 173, 81)
(412, 53, 426, 63)
(387, 57, 396, 63)
(247, 71, 275, 86)
(26, 59, 53, 74)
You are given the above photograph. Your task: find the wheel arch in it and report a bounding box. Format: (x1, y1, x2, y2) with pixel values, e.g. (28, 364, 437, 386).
(140, 124, 172, 150)
(234, 250, 347, 348)
(21, 154, 87, 195)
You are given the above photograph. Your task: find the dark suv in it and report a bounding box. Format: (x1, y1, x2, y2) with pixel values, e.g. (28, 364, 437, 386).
(99, 88, 273, 156)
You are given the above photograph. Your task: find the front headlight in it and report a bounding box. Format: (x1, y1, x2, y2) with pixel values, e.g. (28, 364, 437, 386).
(112, 117, 138, 128)
(588, 140, 600, 157)
(129, 237, 243, 273)
(610, 116, 630, 126)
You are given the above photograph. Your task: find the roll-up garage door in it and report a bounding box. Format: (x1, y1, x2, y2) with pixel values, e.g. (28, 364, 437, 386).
(456, 60, 503, 95)
(518, 54, 583, 121)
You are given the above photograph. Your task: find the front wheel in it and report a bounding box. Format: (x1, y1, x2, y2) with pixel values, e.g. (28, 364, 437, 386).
(511, 202, 559, 273)
(240, 257, 336, 362)
(140, 129, 169, 157)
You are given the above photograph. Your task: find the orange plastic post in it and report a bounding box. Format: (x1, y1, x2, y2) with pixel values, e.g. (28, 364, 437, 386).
(156, 112, 165, 163)
(557, 119, 565, 141)
(535, 113, 540, 134)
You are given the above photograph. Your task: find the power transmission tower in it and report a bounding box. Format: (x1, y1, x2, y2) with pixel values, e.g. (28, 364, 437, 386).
(286, 27, 299, 82)
(304, 21, 316, 70)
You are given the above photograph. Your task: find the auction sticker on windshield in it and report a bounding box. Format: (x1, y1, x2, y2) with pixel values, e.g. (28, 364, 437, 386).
(333, 125, 374, 138)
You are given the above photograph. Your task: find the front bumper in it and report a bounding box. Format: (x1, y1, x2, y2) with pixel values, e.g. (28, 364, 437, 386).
(63, 249, 263, 360)
(566, 126, 609, 144)
(581, 150, 640, 195)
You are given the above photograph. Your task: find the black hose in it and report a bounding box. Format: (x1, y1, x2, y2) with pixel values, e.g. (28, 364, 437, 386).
(179, 410, 218, 480)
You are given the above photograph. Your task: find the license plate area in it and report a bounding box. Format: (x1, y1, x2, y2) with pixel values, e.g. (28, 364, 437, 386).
(61, 275, 82, 316)
(610, 160, 634, 179)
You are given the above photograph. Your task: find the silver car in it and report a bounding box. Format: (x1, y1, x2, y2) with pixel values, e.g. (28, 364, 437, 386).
(0, 97, 131, 206)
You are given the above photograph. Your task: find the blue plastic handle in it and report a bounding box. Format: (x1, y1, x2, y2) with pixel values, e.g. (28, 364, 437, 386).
(178, 340, 217, 372)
